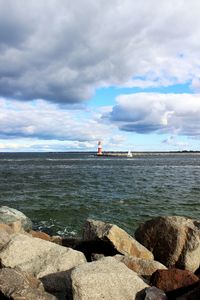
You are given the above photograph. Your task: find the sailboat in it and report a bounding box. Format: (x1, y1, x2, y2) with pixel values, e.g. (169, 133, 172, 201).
(127, 150, 133, 157)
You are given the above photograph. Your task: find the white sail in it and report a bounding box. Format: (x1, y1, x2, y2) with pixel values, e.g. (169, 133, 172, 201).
(127, 150, 133, 157)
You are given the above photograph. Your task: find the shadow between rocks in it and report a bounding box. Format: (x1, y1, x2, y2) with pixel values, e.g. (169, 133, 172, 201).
(0, 291, 10, 299)
(40, 269, 73, 300)
(166, 281, 200, 300)
(62, 238, 120, 261)
(135, 288, 146, 300)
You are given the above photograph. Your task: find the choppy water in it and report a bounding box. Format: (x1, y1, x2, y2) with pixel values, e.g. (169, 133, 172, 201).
(0, 152, 200, 237)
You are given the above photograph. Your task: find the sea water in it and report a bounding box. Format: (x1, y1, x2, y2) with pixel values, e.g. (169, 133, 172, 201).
(0, 152, 200, 237)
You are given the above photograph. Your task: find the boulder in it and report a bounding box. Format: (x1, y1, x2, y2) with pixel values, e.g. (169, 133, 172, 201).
(0, 231, 10, 252)
(9, 220, 25, 233)
(30, 230, 51, 241)
(71, 256, 149, 300)
(114, 254, 167, 277)
(0, 267, 56, 300)
(50, 235, 62, 245)
(0, 223, 13, 235)
(150, 269, 199, 292)
(83, 219, 153, 260)
(0, 225, 12, 251)
(0, 233, 86, 278)
(145, 286, 167, 300)
(135, 216, 200, 271)
(0, 206, 32, 232)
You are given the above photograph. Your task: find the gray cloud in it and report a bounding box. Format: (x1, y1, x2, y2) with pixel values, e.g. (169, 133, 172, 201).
(0, 1, 35, 48)
(108, 93, 200, 137)
(0, 0, 200, 103)
(120, 123, 162, 134)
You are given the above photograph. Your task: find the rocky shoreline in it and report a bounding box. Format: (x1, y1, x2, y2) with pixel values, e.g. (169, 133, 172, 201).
(1, 206, 200, 299)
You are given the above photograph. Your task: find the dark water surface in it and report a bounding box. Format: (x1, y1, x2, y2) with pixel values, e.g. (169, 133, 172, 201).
(0, 152, 200, 237)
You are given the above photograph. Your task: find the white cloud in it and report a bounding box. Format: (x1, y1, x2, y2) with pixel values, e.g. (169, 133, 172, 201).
(0, 98, 114, 144)
(0, 139, 97, 152)
(108, 93, 200, 137)
(0, 0, 200, 103)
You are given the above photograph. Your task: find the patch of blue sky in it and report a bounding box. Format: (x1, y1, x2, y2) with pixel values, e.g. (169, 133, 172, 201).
(141, 83, 192, 94)
(89, 83, 192, 107)
(124, 133, 189, 152)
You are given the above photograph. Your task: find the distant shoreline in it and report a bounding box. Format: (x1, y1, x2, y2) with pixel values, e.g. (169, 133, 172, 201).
(0, 150, 200, 154)
(96, 151, 200, 157)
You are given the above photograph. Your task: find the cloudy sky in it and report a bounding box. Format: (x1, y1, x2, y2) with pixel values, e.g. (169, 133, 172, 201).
(0, 0, 200, 152)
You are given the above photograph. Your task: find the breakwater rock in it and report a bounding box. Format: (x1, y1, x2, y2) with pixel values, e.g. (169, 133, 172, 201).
(83, 218, 154, 260)
(135, 216, 200, 272)
(0, 206, 32, 232)
(1, 206, 200, 299)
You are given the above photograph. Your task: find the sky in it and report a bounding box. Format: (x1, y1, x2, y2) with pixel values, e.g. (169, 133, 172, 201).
(0, 0, 200, 152)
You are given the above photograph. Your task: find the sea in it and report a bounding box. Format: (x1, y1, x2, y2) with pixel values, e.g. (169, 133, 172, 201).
(0, 152, 200, 237)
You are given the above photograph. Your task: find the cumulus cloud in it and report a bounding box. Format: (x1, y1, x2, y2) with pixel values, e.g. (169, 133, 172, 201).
(0, 98, 114, 143)
(0, 0, 200, 103)
(108, 93, 200, 137)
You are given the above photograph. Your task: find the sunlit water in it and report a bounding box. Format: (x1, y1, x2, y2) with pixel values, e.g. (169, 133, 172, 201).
(0, 152, 200, 237)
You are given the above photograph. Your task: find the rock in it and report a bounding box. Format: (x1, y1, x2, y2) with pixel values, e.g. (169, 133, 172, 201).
(83, 219, 153, 260)
(9, 220, 25, 233)
(0, 225, 12, 251)
(150, 269, 199, 292)
(135, 216, 200, 271)
(50, 235, 62, 245)
(0, 267, 56, 300)
(0, 223, 13, 235)
(41, 270, 73, 300)
(145, 286, 167, 300)
(71, 256, 149, 300)
(114, 254, 167, 277)
(0, 206, 32, 232)
(0, 233, 86, 278)
(0, 230, 11, 252)
(0, 220, 25, 235)
(91, 253, 105, 261)
(30, 230, 51, 241)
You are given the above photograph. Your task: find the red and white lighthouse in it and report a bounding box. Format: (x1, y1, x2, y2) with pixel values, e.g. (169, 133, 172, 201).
(97, 141, 102, 155)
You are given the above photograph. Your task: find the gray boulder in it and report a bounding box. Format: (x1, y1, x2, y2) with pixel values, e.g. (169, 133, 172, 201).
(0, 233, 86, 278)
(83, 219, 153, 260)
(145, 287, 167, 300)
(0, 267, 56, 300)
(71, 256, 149, 300)
(0, 206, 32, 231)
(135, 216, 200, 272)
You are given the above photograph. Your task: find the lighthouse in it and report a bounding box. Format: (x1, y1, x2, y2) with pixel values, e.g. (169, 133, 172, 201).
(97, 141, 102, 155)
